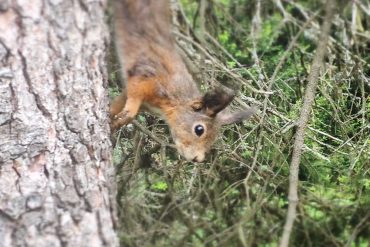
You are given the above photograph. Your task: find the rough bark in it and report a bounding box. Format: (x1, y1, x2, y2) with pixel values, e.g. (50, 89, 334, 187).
(0, 0, 117, 246)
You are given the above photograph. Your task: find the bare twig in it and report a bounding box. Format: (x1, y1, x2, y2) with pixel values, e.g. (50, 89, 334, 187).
(345, 213, 370, 247)
(132, 120, 176, 149)
(279, 1, 336, 246)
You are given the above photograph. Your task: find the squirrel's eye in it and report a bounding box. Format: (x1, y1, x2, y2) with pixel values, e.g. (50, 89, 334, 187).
(194, 125, 205, 137)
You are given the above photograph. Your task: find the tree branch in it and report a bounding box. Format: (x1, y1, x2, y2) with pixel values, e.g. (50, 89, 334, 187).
(279, 1, 336, 246)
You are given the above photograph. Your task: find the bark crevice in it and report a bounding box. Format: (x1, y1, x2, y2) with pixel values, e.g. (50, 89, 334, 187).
(0, 0, 117, 246)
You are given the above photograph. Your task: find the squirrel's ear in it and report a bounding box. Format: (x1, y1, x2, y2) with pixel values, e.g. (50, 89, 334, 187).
(190, 99, 203, 111)
(217, 106, 257, 125)
(201, 88, 235, 117)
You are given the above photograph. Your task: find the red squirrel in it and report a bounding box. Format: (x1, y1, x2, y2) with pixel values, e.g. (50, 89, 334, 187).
(110, 0, 256, 162)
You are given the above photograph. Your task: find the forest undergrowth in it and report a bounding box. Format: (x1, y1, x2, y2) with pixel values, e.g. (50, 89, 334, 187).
(110, 0, 370, 246)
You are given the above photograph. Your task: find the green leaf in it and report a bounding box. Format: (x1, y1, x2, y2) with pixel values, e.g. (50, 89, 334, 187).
(151, 181, 168, 191)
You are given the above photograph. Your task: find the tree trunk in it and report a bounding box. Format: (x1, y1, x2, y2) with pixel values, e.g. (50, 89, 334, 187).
(0, 1, 117, 246)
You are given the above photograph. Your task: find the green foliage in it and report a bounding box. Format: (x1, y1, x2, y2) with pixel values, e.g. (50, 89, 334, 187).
(151, 181, 168, 191)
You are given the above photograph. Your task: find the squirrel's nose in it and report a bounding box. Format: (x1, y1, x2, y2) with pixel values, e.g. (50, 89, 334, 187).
(192, 155, 205, 163)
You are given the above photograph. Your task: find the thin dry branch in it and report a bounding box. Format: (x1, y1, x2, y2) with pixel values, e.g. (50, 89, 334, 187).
(279, 1, 336, 246)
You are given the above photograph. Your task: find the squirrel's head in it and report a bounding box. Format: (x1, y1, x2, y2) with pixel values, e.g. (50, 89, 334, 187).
(166, 88, 256, 162)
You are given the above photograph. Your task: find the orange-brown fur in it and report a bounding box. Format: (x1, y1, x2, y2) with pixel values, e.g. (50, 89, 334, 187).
(111, 0, 256, 162)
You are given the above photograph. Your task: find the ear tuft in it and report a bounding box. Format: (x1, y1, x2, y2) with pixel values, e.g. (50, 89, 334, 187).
(217, 106, 258, 125)
(202, 88, 235, 117)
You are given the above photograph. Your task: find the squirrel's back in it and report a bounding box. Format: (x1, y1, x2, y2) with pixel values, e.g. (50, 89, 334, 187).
(114, 0, 172, 43)
(113, 0, 179, 78)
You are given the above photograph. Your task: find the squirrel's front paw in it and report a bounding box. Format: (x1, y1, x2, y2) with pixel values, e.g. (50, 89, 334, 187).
(110, 110, 134, 131)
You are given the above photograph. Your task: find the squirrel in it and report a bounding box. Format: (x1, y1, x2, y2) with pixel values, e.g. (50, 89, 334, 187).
(110, 0, 256, 162)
